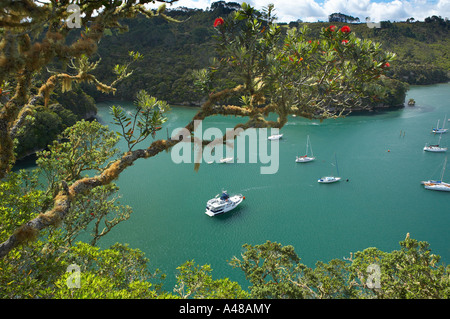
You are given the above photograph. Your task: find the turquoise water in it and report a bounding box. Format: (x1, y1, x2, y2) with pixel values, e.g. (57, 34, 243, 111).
(27, 84, 450, 289)
(90, 83, 450, 289)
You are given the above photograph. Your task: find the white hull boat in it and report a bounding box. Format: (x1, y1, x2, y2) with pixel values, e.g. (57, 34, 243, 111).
(424, 183, 450, 191)
(424, 144, 447, 152)
(318, 153, 341, 184)
(268, 134, 283, 140)
(432, 116, 448, 134)
(432, 128, 448, 134)
(318, 176, 341, 183)
(205, 191, 244, 216)
(422, 157, 450, 192)
(424, 134, 447, 152)
(296, 135, 315, 163)
(297, 156, 315, 163)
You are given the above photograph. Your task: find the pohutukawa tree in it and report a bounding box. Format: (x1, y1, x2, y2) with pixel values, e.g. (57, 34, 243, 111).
(0, 2, 394, 259)
(193, 3, 394, 132)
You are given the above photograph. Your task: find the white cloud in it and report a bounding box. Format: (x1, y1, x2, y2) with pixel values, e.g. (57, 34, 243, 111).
(165, 0, 449, 22)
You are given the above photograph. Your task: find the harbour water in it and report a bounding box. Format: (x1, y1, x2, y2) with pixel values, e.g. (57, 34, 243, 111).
(33, 84, 450, 289)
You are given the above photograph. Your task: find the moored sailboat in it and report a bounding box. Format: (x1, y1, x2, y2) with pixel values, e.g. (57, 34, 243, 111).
(424, 134, 447, 152)
(318, 153, 341, 183)
(422, 157, 450, 192)
(432, 115, 448, 134)
(296, 135, 315, 163)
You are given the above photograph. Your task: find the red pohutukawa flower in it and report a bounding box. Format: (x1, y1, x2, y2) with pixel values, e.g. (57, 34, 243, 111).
(214, 17, 224, 27)
(340, 25, 351, 33)
(382, 62, 391, 68)
(328, 25, 336, 32)
(341, 39, 349, 45)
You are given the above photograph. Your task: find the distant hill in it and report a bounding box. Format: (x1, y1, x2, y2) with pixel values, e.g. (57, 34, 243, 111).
(290, 17, 450, 86)
(83, 3, 449, 106)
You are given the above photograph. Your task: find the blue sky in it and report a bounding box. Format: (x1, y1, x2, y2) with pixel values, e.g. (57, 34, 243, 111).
(160, 0, 449, 23)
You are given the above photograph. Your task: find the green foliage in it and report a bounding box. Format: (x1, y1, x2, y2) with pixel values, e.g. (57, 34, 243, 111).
(229, 237, 450, 299)
(13, 87, 97, 160)
(0, 121, 163, 299)
(0, 171, 64, 298)
(349, 236, 450, 298)
(174, 260, 249, 299)
(292, 19, 450, 85)
(111, 90, 169, 151)
(54, 87, 97, 120)
(229, 241, 311, 298)
(64, 183, 132, 246)
(0, 170, 45, 243)
(13, 106, 63, 159)
(36, 120, 120, 188)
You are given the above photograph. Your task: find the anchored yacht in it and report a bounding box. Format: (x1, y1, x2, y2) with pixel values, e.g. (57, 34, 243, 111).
(205, 191, 244, 216)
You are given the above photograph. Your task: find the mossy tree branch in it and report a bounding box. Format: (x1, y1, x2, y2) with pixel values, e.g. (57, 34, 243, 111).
(0, 0, 179, 179)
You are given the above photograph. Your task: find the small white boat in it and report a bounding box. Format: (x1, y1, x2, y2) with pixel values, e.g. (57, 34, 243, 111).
(432, 128, 449, 134)
(318, 176, 341, 183)
(318, 153, 341, 184)
(296, 135, 315, 163)
(432, 116, 448, 134)
(219, 157, 233, 163)
(424, 133, 447, 152)
(205, 191, 245, 216)
(422, 157, 450, 192)
(268, 134, 283, 140)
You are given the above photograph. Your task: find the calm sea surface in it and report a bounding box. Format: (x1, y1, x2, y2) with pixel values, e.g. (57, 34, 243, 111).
(23, 83, 450, 289)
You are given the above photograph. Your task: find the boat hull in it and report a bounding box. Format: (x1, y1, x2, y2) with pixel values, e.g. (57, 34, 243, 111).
(268, 134, 283, 140)
(318, 176, 341, 183)
(296, 156, 315, 163)
(424, 183, 450, 192)
(424, 146, 447, 152)
(432, 129, 448, 134)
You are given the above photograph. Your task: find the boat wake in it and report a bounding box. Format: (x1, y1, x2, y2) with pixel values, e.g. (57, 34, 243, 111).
(239, 185, 273, 192)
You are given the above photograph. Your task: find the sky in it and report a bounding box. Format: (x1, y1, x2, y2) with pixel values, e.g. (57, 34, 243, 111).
(160, 0, 450, 23)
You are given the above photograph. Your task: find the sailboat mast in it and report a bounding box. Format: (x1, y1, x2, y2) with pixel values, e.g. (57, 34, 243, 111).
(335, 153, 339, 176)
(306, 135, 309, 155)
(441, 157, 447, 181)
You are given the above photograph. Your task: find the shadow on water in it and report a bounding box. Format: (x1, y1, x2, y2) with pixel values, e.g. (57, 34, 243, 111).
(12, 153, 38, 172)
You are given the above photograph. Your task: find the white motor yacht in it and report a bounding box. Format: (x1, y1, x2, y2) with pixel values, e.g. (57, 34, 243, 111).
(205, 191, 244, 216)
